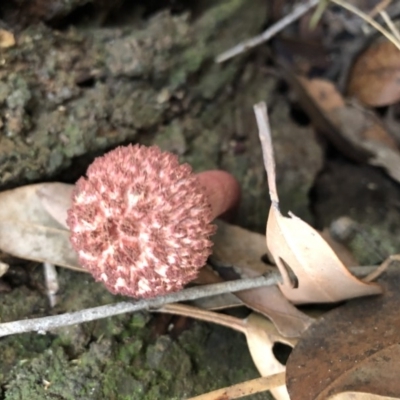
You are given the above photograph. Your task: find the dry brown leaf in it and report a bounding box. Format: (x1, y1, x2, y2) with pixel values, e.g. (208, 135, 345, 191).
(253, 102, 381, 304)
(37, 182, 74, 229)
(348, 39, 400, 107)
(245, 313, 297, 400)
(0, 184, 83, 272)
(299, 77, 345, 111)
(0, 29, 15, 48)
(211, 220, 314, 337)
(287, 74, 400, 183)
(286, 271, 400, 400)
(320, 229, 358, 267)
(188, 290, 243, 310)
(285, 73, 366, 161)
(159, 303, 296, 400)
(211, 220, 272, 275)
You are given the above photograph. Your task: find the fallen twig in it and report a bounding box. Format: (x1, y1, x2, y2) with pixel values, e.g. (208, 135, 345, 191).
(216, 0, 319, 63)
(0, 273, 281, 337)
(0, 265, 389, 338)
(363, 254, 400, 282)
(331, 0, 400, 50)
(369, 0, 392, 18)
(379, 10, 400, 42)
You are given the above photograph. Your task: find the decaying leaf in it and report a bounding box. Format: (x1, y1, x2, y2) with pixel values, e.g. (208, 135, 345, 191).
(245, 313, 297, 400)
(348, 39, 400, 107)
(212, 219, 272, 276)
(0, 183, 83, 271)
(37, 182, 74, 229)
(287, 74, 400, 183)
(159, 303, 296, 400)
(188, 287, 243, 310)
(320, 229, 358, 268)
(286, 271, 400, 400)
(253, 102, 381, 304)
(211, 220, 314, 337)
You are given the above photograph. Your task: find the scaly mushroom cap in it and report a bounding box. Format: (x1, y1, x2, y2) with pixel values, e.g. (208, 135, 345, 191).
(67, 144, 216, 298)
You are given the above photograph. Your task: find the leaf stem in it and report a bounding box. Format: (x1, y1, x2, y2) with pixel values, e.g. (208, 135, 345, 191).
(253, 102, 279, 206)
(216, 0, 319, 63)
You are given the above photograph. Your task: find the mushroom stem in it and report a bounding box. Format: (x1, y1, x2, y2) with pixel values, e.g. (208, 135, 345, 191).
(196, 170, 240, 220)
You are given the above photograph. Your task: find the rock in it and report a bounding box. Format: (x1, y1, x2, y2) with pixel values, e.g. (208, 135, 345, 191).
(0, 0, 266, 188)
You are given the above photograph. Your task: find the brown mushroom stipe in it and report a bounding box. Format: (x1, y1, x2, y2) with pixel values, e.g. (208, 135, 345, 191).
(67, 144, 240, 299)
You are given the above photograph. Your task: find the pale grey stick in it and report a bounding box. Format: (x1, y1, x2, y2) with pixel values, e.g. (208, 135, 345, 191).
(216, 0, 319, 63)
(0, 273, 281, 338)
(0, 265, 385, 338)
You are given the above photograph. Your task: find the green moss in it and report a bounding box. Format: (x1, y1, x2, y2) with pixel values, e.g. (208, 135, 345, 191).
(62, 122, 86, 158)
(117, 338, 143, 364)
(347, 222, 400, 265)
(103, 364, 146, 400)
(183, 130, 220, 171)
(4, 346, 104, 400)
(0, 334, 52, 383)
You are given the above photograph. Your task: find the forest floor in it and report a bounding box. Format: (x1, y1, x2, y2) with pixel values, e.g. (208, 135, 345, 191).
(0, 1, 399, 399)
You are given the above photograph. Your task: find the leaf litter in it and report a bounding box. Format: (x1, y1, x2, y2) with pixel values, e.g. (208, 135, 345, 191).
(286, 270, 400, 400)
(210, 219, 314, 338)
(253, 101, 381, 304)
(0, 183, 83, 272)
(288, 71, 400, 184)
(0, 100, 391, 399)
(2, 3, 400, 398)
(348, 38, 400, 107)
(158, 303, 296, 400)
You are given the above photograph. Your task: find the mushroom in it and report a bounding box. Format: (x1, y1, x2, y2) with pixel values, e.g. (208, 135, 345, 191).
(67, 144, 240, 298)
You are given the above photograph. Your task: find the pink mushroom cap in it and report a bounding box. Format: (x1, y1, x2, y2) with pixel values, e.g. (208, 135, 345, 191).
(67, 144, 240, 298)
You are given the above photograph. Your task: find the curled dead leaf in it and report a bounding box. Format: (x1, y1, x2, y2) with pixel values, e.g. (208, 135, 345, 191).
(348, 39, 400, 107)
(253, 102, 382, 304)
(211, 220, 314, 337)
(245, 313, 297, 400)
(159, 303, 296, 400)
(287, 74, 400, 184)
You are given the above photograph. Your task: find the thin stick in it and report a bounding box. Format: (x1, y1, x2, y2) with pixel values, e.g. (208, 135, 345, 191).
(187, 373, 286, 400)
(380, 10, 400, 42)
(253, 102, 279, 206)
(216, 0, 319, 63)
(369, 0, 392, 18)
(363, 254, 400, 282)
(158, 303, 247, 334)
(0, 265, 385, 338)
(0, 273, 280, 338)
(330, 0, 400, 50)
